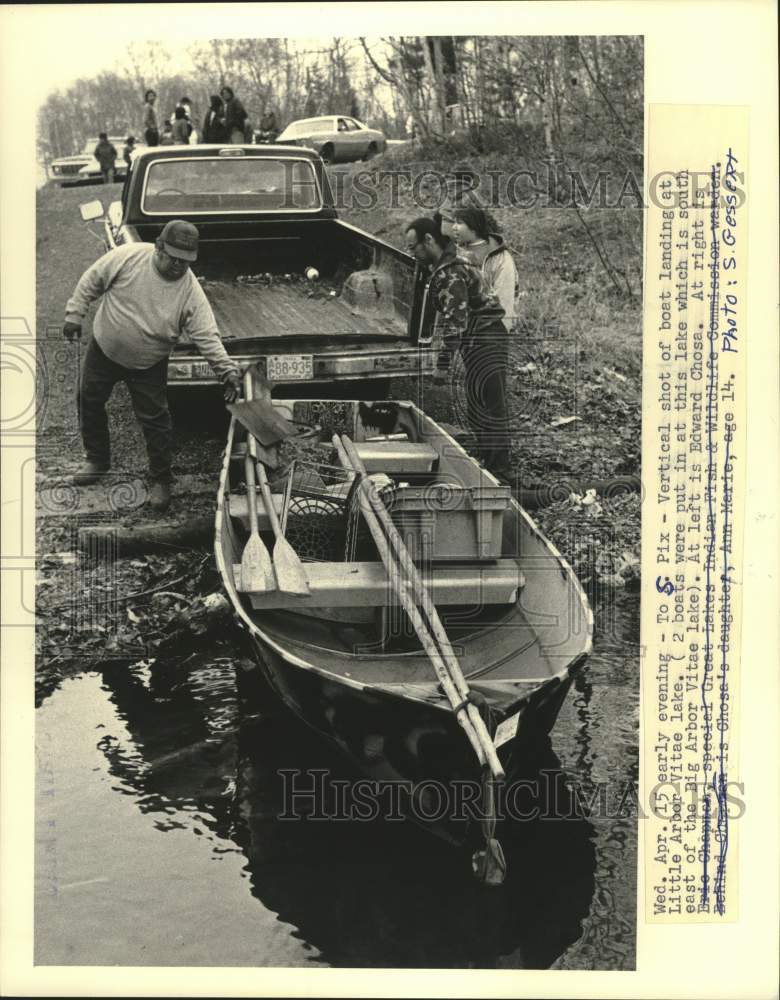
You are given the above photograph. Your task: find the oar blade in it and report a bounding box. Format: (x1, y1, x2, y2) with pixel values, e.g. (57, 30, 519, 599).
(273, 536, 311, 595)
(240, 533, 275, 593)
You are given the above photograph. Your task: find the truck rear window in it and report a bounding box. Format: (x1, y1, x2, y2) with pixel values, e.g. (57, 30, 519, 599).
(141, 157, 321, 214)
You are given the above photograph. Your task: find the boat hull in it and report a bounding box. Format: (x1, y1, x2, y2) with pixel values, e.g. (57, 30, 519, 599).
(216, 397, 593, 844)
(245, 626, 582, 775)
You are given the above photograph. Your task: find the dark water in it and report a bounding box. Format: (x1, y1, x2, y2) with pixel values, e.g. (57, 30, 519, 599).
(35, 593, 639, 969)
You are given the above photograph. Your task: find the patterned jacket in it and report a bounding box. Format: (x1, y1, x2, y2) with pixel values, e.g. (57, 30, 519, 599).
(421, 245, 505, 372)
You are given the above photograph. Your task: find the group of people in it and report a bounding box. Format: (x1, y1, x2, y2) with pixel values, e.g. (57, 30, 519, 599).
(143, 90, 198, 146)
(142, 87, 277, 147)
(90, 134, 142, 184)
(91, 86, 280, 186)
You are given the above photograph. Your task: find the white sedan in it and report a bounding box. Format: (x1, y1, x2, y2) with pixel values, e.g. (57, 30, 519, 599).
(275, 116, 386, 165)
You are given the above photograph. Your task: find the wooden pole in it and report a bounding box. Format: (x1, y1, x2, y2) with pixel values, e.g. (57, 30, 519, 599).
(333, 435, 487, 768)
(334, 434, 504, 780)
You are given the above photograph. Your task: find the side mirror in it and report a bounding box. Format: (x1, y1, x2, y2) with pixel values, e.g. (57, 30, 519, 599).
(79, 200, 104, 222)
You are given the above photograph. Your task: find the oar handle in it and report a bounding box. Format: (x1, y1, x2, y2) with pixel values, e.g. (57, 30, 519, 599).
(244, 370, 283, 538)
(256, 459, 282, 538)
(242, 371, 260, 534)
(243, 371, 259, 462)
(244, 453, 261, 537)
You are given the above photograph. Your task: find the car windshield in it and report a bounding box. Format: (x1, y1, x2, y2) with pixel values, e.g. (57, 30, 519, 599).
(282, 119, 332, 137)
(141, 156, 321, 213)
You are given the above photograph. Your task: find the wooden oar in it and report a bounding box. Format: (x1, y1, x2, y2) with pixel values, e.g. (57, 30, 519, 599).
(333, 434, 504, 781)
(255, 458, 310, 596)
(239, 372, 274, 593)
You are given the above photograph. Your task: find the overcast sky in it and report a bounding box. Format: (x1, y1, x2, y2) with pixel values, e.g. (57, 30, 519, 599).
(18, 4, 398, 110)
(18, 7, 192, 107)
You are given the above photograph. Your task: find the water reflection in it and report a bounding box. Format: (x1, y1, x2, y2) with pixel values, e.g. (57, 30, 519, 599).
(38, 592, 638, 969)
(93, 643, 596, 969)
(551, 590, 640, 969)
(232, 702, 596, 968)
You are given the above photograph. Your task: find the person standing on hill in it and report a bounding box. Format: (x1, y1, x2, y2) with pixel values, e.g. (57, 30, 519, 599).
(452, 206, 518, 334)
(122, 136, 137, 168)
(405, 216, 511, 478)
(171, 106, 190, 145)
(258, 108, 278, 141)
(143, 89, 159, 146)
(202, 95, 228, 143)
(178, 96, 195, 140)
(62, 220, 242, 512)
(220, 86, 248, 144)
(93, 133, 117, 184)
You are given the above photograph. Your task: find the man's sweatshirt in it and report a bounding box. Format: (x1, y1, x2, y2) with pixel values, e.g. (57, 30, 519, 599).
(65, 242, 238, 380)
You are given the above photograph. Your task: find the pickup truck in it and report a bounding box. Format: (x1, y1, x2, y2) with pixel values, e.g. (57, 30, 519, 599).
(82, 144, 434, 394)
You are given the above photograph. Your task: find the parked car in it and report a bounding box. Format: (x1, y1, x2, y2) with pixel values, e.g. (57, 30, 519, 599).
(78, 144, 433, 394)
(276, 116, 387, 164)
(50, 136, 129, 185)
(77, 140, 146, 183)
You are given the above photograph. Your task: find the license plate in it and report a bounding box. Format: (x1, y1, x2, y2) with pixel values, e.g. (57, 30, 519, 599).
(266, 354, 313, 381)
(169, 361, 213, 380)
(493, 711, 520, 748)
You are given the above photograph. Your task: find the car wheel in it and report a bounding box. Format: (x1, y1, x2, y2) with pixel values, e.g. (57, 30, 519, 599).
(363, 142, 378, 162)
(320, 144, 334, 165)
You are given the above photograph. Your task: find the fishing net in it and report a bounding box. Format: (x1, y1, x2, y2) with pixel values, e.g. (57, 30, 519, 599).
(282, 460, 368, 563)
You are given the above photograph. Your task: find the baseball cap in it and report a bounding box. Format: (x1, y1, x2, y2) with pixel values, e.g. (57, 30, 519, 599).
(159, 219, 199, 262)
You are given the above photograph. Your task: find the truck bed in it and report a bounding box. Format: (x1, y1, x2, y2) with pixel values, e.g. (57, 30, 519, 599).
(202, 279, 406, 342)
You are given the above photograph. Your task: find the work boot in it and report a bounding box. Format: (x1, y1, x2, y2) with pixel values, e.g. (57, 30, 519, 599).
(148, 481, 171, 513)
(72, 460, 109, 485)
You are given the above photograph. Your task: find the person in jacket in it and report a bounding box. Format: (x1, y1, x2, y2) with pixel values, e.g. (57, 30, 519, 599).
(202, 95, 229, 143)
(258, 109, 278, 141)
(220, 86, 248, 143)
(452, 206, 518, 333)
(160, 120, 174, 146)
(178, 96, 194, 140)
(93, 133, 117, 184)
(405, 216, 511, 477)
(143, 89, 159, 146)
(171, 106, 190, 145)
(122, 136, 136, 168)
(62, 220, 242, 511)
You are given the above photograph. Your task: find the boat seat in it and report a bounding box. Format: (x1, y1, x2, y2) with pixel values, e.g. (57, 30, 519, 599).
(233, 559, 524, 608)
(227, 490, 283, 532)
(352, 441, 439, 475)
